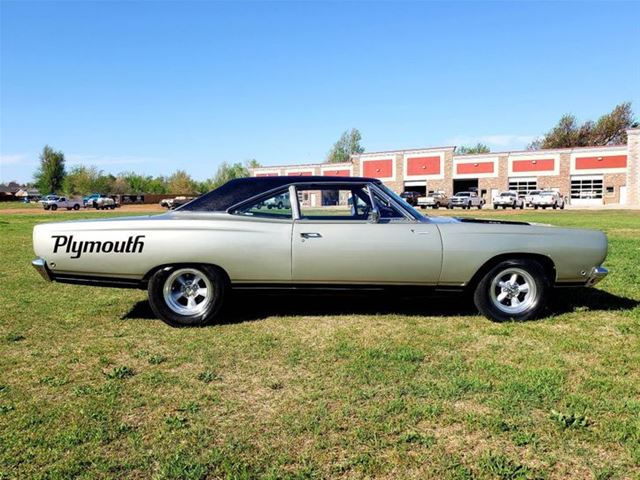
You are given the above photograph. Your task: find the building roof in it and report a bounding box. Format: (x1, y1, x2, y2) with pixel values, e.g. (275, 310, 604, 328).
(179, 176, 380, 212)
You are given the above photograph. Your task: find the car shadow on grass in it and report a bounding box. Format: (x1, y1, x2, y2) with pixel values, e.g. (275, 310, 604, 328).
(121, 287, 638, 325)
(550, 287, 639, 315)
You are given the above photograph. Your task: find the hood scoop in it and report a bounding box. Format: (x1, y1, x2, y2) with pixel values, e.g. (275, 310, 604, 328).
(456, 217, 530, 226)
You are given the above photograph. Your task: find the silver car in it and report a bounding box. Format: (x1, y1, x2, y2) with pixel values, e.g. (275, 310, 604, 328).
(32, 176, 608, 326)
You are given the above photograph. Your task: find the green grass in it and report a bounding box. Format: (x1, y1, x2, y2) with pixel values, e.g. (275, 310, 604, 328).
(1, 209, 639, 479)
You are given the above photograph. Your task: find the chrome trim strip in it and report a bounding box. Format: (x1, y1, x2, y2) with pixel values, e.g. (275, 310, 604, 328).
(31, 257, 52, 282)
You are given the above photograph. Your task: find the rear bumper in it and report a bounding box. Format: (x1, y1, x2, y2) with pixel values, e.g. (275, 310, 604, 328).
(586, 266, 608, 287)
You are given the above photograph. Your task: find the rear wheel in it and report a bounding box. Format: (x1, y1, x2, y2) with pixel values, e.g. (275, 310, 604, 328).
(534, 205, 539, 210)
(73, 204, 80, 210)
(553, 203, 557, 210)
(520, 203, 524, 210)
(51, 204, 58, 211)
(148, 265, 227, 327)
(473, 259, 549, 322)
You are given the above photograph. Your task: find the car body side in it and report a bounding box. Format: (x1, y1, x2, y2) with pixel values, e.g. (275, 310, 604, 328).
(33, 212, 607, 288)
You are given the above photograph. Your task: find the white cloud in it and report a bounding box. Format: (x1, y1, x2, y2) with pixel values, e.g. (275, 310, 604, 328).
(446, 134, 537, 151)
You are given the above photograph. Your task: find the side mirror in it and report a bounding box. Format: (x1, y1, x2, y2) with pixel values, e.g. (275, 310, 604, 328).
(369, 209, 380, 223)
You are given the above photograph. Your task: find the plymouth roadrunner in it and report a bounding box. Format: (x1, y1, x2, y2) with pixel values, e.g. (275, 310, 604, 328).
(32, 176, 608, 326)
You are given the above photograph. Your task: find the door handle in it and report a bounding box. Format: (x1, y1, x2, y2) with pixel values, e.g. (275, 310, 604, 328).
(300, 232, 322, 239)
(410, 229, 430, 235)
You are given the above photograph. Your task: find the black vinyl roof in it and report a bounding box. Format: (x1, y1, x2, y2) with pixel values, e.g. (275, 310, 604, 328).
(179, 175, 380, 212)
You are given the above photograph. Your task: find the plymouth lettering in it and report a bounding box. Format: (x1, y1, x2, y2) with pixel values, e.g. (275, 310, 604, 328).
(52, 235, 145, 259)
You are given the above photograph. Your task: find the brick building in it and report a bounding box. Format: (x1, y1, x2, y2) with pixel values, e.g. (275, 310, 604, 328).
(251, 128, 640, 207)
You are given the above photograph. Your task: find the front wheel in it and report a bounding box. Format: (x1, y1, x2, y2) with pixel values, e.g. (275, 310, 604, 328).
(473, 259, 549, 322)
(560, 203, 565, 210)
(73, 204, 80, 210)
(147, 265, 227, 327)
(51, 204, 58, 211)
(433, 204, 439, 210)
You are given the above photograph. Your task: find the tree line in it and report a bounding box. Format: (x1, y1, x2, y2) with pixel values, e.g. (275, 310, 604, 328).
(31, 102, 636, 195)
(33, 151, 262, 196)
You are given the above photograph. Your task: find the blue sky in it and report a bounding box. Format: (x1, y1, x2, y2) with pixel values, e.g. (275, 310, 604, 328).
(1, 1, 639, 184)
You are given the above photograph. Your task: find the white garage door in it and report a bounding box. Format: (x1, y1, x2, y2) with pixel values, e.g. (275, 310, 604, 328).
(571, 175, 603, 206)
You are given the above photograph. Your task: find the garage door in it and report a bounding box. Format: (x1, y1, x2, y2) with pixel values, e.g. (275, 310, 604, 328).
(571, 175, 603, 206)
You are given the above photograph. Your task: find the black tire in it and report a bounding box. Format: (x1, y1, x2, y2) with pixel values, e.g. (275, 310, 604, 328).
(520, 203, 524, 210)
(433, 204, 439, 210)
(473, 259, 550, 322)
(493, 205, 498, 209)
(110, 205, 116, 210)
(73, 204, 80, 210)
(534, 205, 538, 210)
(43, 205, 50, 211)
(560, 203, 565, 210)
(512, 203, 516, 209)
(51, 204, 58, 211)
(553, 203, 557, 210)
(277, 202, 283, 209)
(503, 206, 506, 210)
(147, 265, 227, 327)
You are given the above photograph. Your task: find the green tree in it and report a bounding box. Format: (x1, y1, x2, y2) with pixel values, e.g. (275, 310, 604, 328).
(167, 170, 196, 194)
(34, 145, 66, 194)
(326, 128, 364, 163)
(199, 159, 261, 192)
(528, 102, 638, 150)
(456, 143, 490, 155)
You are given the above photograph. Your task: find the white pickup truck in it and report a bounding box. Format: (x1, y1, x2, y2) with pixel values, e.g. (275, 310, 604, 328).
(42, 196, 82, 211)
(448, 191, 485, 209)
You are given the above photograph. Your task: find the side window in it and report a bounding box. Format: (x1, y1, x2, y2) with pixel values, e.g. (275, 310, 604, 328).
(297, 186, 373, 220)
(233, 190, 292, 219)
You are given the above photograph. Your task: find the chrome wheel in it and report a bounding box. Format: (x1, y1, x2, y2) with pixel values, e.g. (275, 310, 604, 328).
(162, 268, 213, 316)
(489, 267, 537, 315)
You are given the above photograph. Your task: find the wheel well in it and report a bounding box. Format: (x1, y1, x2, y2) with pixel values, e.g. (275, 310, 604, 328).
(467, 253, 556, 290)
(142, 263, 231, 287)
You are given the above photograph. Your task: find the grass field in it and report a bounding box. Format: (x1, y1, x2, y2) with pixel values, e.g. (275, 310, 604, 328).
(0, 207, 639, 479)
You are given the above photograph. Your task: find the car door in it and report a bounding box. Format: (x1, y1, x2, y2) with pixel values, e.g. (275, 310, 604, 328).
(228, 188, 293, 283)
(291, 183, 442, 285)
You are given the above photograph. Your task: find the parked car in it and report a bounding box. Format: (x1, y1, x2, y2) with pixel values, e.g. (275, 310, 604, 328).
(524, 190, 540, 207)
(259, 193, 290, 210)
(32, 176, 608, 326)
(417, 191, 448, 209)
(92, 195, 117, 210)
(448, 191, 485, 209)
(493, 191, 524, 210)
(531, 190, 565, 210)
(161, 196, 194, 209)
(400, 191, 421, 206)
(39, 194, 60, 205)
(83, 193, 102, 207)
(42, 196, 82, 211)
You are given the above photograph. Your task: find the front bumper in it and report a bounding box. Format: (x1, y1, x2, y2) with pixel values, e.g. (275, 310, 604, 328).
(32, 257, 52, 282)
(586, 266, 608, 287)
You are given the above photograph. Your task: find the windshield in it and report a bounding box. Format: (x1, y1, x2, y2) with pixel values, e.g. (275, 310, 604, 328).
(455, 192, 470, 197)
(541, 192, 555, 196)
(500, 192, 515, 197)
